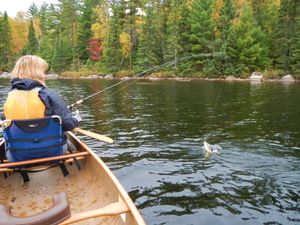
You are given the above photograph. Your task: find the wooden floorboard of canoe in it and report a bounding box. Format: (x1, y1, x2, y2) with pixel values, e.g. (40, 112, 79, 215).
(0, 132, 146, 225)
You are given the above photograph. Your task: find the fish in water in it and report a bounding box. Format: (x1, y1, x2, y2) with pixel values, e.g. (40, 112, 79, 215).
(203, 141, 221, 158)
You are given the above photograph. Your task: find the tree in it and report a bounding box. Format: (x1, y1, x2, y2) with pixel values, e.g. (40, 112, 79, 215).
(88, 38, 101, 61)
(27, 3, 39, 19)
(51, 37, 73, 72)
(103, 3, 122, 72)
(210, 0, 236, 76)
(188, 0, 215, 74)
(39, 3, 49, 35)
(226, 5, 269, 75)
(134, 1, 161, 72)
(218, 0, 236, 42)
(251, 0, 279, 65)
(91, 2, 109, 48)
(119, 32, 131, 67)
(272, 0, 298, 72)
(0, 12, 12, 70)
(23, 20, 39, 55)
(9, 12, 28, 54)
(38, 35, 53, 63)
(164, 0, 182, 67)
(291, 2, 300, 75)
(77, 0, 98, 62)
(175, 0, 192, 75)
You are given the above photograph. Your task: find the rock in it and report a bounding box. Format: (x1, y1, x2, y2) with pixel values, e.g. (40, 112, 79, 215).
(250, 72, 263, 81)
(87, 75, 101, 79)
(225, 76, 237, 81)
(104, 74, 114, 79)
(148, 77, 160, 81)
(174, 78, 191, 82)
(280, 74, 295, 82)
(46, 73, 59, 79)
(120, 76, 131, 80)
(0, 72, 10, 78)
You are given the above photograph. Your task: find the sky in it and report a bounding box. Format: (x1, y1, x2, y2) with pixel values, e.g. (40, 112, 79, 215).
(0, 0, 58, 17)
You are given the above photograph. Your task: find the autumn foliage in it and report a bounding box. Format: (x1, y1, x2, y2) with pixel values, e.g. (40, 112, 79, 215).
(88, 38, 101, 61)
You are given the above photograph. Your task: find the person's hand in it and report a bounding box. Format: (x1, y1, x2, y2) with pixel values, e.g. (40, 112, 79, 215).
(72, 110, 82, 122)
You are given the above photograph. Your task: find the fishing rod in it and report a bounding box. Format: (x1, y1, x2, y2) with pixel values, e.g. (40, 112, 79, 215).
(69, 52, 221, 109)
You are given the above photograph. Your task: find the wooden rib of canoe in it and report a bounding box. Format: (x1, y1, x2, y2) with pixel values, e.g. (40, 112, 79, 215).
(0, 132, 146, 225)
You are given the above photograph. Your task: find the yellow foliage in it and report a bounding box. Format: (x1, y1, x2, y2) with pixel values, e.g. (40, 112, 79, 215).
(91, 5, 109, 40)
(213, 0, 223, 21)
(8, 12, 41, 54)
(119, 32, 131, 59)
(33, 18, 42, 39)
(9, 13, 28, 53)
(91, 22, 107, 41)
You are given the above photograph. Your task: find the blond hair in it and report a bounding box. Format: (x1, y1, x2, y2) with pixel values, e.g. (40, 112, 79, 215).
(11, 55, 48, 85)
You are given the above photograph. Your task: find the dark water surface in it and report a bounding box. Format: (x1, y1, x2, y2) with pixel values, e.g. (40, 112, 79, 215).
(1, 79, 300, 225)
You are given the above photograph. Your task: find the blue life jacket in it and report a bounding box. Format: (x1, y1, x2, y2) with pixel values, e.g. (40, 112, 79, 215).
(2, 116, 65, 162)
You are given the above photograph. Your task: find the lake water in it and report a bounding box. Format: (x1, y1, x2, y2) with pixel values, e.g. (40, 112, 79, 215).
(0, 78, 299, 225)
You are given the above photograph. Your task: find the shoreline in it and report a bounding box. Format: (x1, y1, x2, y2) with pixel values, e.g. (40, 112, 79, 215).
(0, 73, 298, 83)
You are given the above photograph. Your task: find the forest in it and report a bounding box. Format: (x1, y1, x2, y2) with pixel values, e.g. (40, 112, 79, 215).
(0, 0, 300, 78)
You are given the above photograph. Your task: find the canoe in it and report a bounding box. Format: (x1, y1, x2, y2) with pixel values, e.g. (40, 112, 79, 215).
(0, 132, 146, 225)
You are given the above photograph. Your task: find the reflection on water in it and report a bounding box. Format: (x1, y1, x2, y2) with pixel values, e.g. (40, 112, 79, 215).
(0, 79, 300, 225)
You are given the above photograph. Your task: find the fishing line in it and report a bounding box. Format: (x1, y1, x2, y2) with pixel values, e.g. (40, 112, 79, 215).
(214, 81, 225, 109)
(69, 52, 221, 109)
(90, 80, 134, 108)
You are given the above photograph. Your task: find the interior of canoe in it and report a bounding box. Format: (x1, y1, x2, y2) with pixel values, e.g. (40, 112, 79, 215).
(0, 134, 141, 225)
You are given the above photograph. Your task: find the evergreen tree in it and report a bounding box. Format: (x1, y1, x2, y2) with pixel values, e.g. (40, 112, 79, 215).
(103, 3, 122, 72)
(27, 3, 39, 19)
(251, 0, 279, 66)
(134, 2, 160, 72)
(39, 3, 49, 35)
(77, 0, 98, 62)
(251, 0, 278, 35)
(212, 0, 236, 76)
(23, 20, 39, 55)
(188, 0, 215, 74)
(0, 12, 12, 70)
(58, 0, 79, 48)
(273, 0, 297, 72)
(127, 0, 141, 55)
(226, 6, 268, 75)
(176, 0, 192, 75)
(219, 0, 236, 42)
(291, 2, 300, 75)
(165, 0, 181, 63)
(51, 37, 73, 73)
(38, 35, 52, 63)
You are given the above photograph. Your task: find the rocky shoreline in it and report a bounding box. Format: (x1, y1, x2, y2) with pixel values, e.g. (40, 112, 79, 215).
(0, 71, 298, 82)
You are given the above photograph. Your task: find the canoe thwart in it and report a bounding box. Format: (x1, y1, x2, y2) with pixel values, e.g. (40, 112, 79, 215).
(0, 156, 87, 173)
(0, 192, 71, 225)
(61, 200, 130, 224)
(0, 152, 90, 169)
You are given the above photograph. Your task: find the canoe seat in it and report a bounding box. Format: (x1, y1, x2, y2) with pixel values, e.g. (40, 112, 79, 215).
(1, 116, 66, 163)
(0, 192, 71, 225)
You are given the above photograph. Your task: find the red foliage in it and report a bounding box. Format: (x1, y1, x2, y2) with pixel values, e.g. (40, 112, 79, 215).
(88, 39, 102, 61)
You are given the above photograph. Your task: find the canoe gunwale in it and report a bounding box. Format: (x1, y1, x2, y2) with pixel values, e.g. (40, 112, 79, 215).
(67, 132, 146, 225)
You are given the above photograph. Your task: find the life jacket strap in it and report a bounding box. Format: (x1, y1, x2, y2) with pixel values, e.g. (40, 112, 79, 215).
(59, 163, 69, 177)
(6, 135, 65, 143)
(7, 141, 66, 152)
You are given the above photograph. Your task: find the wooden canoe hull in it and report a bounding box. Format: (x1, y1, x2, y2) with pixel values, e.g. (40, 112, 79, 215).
(0, 132, 146, 225)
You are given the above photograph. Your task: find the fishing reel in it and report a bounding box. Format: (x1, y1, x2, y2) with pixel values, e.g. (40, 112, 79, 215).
(71, 109, 82, 122)
(69, 103, 83, 122)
